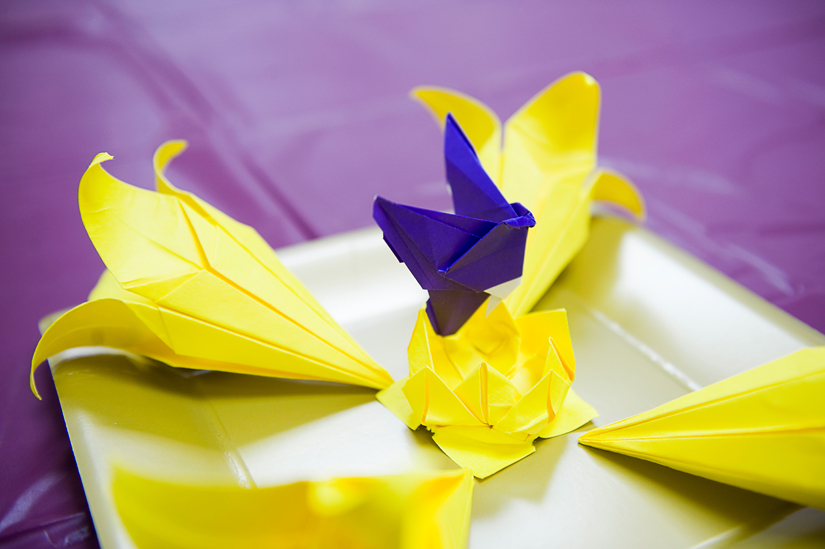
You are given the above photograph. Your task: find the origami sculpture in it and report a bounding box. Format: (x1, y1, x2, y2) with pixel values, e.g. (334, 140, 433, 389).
(374, 114, 535, 336)
(579, 347, 825, 510)
(113, 468, 474, 549)
(31, 141, 393, 398)
(378, 302, 597, 478)
(374, 73, 650, 476)
(412, 72, 645, 317)
(30, 70, 824, 546)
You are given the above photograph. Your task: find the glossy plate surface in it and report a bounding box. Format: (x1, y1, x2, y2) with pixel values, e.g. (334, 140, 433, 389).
(47, 218, 825, 548)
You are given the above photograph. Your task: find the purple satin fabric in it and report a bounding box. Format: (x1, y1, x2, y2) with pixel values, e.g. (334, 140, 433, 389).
(2, 1, 823, 546)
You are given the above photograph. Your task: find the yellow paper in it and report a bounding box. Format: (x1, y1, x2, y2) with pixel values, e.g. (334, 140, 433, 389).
(579, 347, 825, 510)
(378, 302, 597, 478)
(112, 468, 474, 549)
(413, 72, 646, 317)
(31, 141, 393, 397)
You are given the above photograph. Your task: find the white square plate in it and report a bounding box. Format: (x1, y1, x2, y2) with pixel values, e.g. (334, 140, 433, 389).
(47, 218, 825, 548)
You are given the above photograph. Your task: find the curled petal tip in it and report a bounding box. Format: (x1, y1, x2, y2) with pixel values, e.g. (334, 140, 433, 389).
(90, 152, 113, 167)
(155, 139, 189, 160)
(409, 85, 429, 99)
(409, 85, 447, 101)
(162, 138, 188, 148)
(569, 71, 597, 86)
(30, 363, 42, 400)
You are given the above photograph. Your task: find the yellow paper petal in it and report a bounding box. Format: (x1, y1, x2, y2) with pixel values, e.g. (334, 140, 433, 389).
(451, 364, 487, 424)
(402, 469, 475, 549)
(433, 425, 529, 445)
(88, 269, 148, 303)
(431, 428, 535, 479)
(537, 388, 598, 438)
(411, 87, 503, 183)
(458, 300, 520, 375)
(409, 308, 462, 385)
(408, 309, 436, 373)
(376, 379, 419, 430)
(590, 168, 646, 220)
(495, 369, 569, 437)
(451, 363, 521, 425)
(501, 72, 600, 211)
(431, 390, 597, 478)
(579, 347, 825, 510)
(153, 141, 369, 359)
(31, 299, 176, 399)
(485, 364, 521, 425)
(113, 468, 474, 549)
(440, 336, 480, 380)
(30, 297, 377, 399)
(504, 164, 595, 317)
(402, 368, 483, 427)
(505, 167, 644, 317)
(516, 308, 575, 379)
(151, 142, 381, 375)
(32, 148, 393, 396)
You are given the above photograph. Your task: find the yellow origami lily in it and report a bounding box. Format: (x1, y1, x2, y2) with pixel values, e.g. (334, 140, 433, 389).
(113, 468, 474, 549)
(413, 72, 645, 316)
(378, 303, 597, 478)
(31, 141, 393, 398)
(579, 347, 825, 510)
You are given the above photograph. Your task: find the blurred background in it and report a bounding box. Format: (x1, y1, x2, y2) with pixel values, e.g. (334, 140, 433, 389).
(1, 1, 824, 547)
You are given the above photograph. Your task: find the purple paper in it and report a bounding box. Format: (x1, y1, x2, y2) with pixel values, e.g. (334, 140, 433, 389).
(374, 114, 535, 335)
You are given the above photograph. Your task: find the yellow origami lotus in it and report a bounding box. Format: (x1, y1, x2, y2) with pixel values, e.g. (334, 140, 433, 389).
(113, 468, 474, 549)
(378, 303, 597, 478)
(31, 141, 393, 398)
(579, 347, 825, 510)
(413, 72, 646, 316)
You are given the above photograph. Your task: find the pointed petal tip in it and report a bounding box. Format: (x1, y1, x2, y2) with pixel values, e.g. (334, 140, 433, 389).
(577, 432, 594, 444)
(410, 85, 456, 106)
(577, 430, 612, 449)
(410, 86, 451, 126)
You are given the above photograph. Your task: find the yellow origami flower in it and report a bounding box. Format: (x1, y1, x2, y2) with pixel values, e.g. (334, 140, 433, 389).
(31, 141, 393, 398)
(378, 303, 597, 478)
(413, 72, 645, 316)
(376, 73, 641, 477)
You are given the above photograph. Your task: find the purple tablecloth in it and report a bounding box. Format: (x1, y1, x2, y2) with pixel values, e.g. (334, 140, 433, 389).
(2, 1, 824, 547)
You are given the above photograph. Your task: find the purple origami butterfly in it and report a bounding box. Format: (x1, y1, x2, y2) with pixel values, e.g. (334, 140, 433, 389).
(373, 114, 535, 336)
